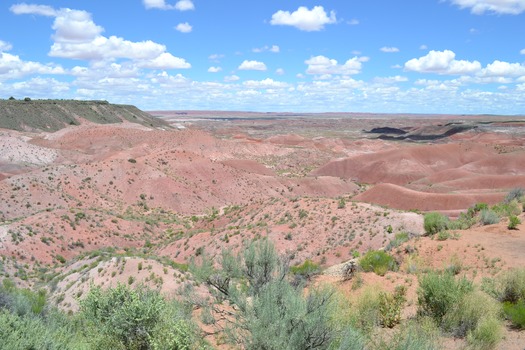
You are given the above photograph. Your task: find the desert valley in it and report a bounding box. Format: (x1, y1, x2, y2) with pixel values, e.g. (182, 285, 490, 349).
(1, 99, 525, 349)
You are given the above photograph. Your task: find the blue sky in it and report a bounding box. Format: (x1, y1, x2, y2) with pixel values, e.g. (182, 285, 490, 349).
(1, 0, 525, 114)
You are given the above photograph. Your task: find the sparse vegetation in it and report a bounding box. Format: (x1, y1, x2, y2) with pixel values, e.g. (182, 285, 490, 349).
(359, 250, 397, 276)
(508, 215, 521, 230)
(480, 209, 500, 225)
(423, 212, 449, 235)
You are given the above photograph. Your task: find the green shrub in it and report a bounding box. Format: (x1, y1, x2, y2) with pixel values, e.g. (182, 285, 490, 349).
(80, 284, 166, 349)
(436, 230, 451, 241)
(417, 271, 473, 324)
(473, 202, 488, 212)
(492, 200, 522, 217)
(503, 300, 525, 329)
(497, 268, 525, 303)
(479, 209, 499, 225)
(289, 259, 320, 279)
(359, 250, 397, 276)
(347, 287, 382, 333)
(504, 187, 524, 204)
(423, 212, 449, 235)
(466, 316, 503, 350)
(385, 232, 409, 251)
(442, 291, 501, 337)
(508, 215, 521, 230)
(373, 318, 440, 350)
(378, 285, 406, 328)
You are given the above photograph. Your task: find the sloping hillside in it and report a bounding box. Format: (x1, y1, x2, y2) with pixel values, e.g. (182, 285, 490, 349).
(0, 99, 170, 132)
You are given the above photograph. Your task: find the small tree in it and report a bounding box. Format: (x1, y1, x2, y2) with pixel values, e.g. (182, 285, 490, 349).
(190, 239, 362, 349)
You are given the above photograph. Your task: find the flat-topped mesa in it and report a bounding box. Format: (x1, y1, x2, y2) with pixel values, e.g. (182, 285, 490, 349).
(0, 99, 170, 132)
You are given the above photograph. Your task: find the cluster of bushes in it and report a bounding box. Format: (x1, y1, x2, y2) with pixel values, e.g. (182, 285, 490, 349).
(424, 188, 524, 235)
(2, 238, 523, 350)
(482, 269, 525, 330)
(0, 279, 202, 349)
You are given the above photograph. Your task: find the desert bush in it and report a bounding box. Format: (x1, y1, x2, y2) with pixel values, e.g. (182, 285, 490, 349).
(503, 300, 525, 329)
(496, 268, 525, 303)
(385, 232, 409, 251)
(449, 211, 477, 230)
(0, 310, 84, 349)
(403, 253, 425, 274)
(492, 199, 521, 217)
(373, 318, 440, 350)
(466, 316, 503, 350)
(504, 187, 524, 204)
(479, 209, 499, 225)
(442, 291, 500, 338)
(345, 286, 382, 333)
(80, 283, 195, 350)
(378, 285, 406, 328)
(423, 212, 449, 235)
(508, 215, 521, 230)
(417, 271, 473, 324)
(289, 259, 321, 279)
(190, 239, 358, 349)
(359, 250, 396, 276)
(473, 202, 488, 212)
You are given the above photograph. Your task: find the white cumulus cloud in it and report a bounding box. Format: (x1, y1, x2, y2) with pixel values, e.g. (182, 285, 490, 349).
(137, 53, 191, 69)
(243, 78, 289, 89)
(10, 3, 56, 16)
(270, 6, 336, 31)
(0, 51, 65, 81)
(305, 55, 363, 75)
(224, 75, 240, 82)
(208, 66, 222, 73)
(404, 50, 481, 75)
(0, 41, 13, 52)
(520, 48, 525, 54)
(450, 0, 525, 14)
(175, 0, 195, 11)
(175, 22, 192, 33)
(380, 47, 400, 53)
(11, 5, 190, 70)
(143, 0, 194, 11)
(253, 45, 280, 53)
(481, 60, 525, 77)
(238, 60, 267, 71)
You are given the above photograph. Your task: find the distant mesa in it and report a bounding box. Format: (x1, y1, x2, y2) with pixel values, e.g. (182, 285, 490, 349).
(365, 127, 408, 135)
(368, 123, 477, 141)
(0, 98, 170, 132)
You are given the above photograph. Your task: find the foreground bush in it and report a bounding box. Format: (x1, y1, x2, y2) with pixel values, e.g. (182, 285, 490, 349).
(503, 300, 525, 329)
(289, 259, 321, 279)
(378, 285, 406, 328)
(190, 239, 364, 349)
(480, 209, 500, 225)
(80, 284, 198, 350)
(467, 317, 503, 350)
(423, 213, 449, 235)
(372, 318, 440, 350)
(442, 291, 501, 337)
(417, 271, 473, 324)
(508, 215, 521, 230)
(493, 268, 525, 303)
(359, 250, 397, 276)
